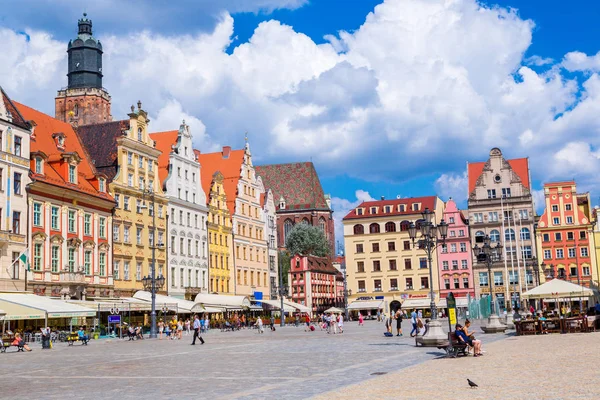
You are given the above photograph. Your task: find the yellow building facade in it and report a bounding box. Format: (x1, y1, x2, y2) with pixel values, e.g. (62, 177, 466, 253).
(78, 103, 168, 296)
(343, 196, 444, 314)
(207, 171, 233, 293)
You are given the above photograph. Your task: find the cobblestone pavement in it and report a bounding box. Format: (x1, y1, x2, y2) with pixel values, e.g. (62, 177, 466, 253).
(0, 320, 509, 399)
(315, 331, 600, 400)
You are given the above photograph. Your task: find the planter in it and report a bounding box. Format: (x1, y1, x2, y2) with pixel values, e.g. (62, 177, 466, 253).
(93, 332, 99, 340)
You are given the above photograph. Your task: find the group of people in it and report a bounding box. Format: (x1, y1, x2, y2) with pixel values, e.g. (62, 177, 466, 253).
(317, 313, 344, 334)
(127, 325, 145, 340)
(158, 317, 207, 340)
(455, 319, 484, 357)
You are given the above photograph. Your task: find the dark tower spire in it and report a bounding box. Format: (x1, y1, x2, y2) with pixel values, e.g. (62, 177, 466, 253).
(67, 13, 103, 89)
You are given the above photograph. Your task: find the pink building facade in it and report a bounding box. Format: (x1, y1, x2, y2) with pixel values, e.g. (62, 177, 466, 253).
(437, 199, 475, 299)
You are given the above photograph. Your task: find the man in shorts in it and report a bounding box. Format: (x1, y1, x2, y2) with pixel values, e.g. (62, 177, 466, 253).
(395, 309, 404, 336)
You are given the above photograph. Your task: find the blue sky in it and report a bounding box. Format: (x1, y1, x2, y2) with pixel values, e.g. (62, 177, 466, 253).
(3, 0, 600, 245)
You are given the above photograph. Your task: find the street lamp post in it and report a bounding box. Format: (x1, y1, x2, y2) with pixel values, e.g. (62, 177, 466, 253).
(407, 208, 449, 346)
(342, 263, 352, 321)
(140, 188, 165, 339)
(473, 235, 507, 333)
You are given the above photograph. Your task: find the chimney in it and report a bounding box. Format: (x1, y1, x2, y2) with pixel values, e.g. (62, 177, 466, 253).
(381, 196, 385, 200)
(222, 146, 231, 159)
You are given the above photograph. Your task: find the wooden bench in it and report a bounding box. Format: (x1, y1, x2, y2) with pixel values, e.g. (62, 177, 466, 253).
(437, 332, 470, 358)
(1, 341, 25, 353)
(66, 334, 89, 346)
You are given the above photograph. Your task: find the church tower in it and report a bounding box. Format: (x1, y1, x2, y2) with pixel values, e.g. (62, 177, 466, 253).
(55, 13, 112, 126)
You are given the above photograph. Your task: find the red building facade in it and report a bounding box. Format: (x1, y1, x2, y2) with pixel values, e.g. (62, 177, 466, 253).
(289, 254, 343, 316)
(536, 181, 597, 287)
(255, 162, 335, 257)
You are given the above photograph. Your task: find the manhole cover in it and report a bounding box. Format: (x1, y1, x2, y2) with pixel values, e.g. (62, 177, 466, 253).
(370, 372, 387, 376)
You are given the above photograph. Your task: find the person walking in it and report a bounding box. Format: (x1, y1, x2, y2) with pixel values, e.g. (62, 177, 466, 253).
(177, 319, 183, 339)
(304, 314, 311, 332)
(377, 309, 381, 322)
(338, 313, 344, 333)
(205, 315, 210, 332)
(158, 319, 164, 340)
(185, 319, 191, 336)
(410, 309, 418, 337)
(330, 313, 338, 334)
(256, 317, 264, 334)
(191, 315, 204, 345)
(395, 309, 403, 336)
(358, 312, 364, 326)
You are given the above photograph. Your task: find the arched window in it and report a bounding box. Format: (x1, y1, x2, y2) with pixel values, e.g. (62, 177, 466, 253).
(283, 220, 294, 245)
(400, 221, 411, 232)
(301, 218, 309, 225)
(415, 219, 425, 230)
(385, 222, 396, 232)
(319, 217, 326, 233)
(138, 128, 143, 141)
(369, 223, 380, 234)
(73, 103, 78, 116)
(475, 230, 485, 238)
(505, 228, 515, 241)
(520, 227, 530, 240)
(353, 224, 364, 235)
(490, 229, 500, 242)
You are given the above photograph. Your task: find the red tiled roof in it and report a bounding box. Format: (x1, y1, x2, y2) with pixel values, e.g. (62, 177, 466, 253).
(255, 162, 330, 211)
(149, 130, 179, 187)
(197, 147, 245, 215)
(77, 120, 130, 181)
(302, 255, 343, 276)
(343, 196, 438, 220)
(1, 87, 30, 130)
(15, 102, 113, 202)
(468, 158, 530, 194)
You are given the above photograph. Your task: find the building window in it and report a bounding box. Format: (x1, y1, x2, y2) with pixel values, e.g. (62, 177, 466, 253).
(369, 223, 380, 234)
(68, 209, 76, 232)
(543, 233, 549, 242)
(552, 205, 559, 212)
(450, 244, 457, 253)
(389, 259, 397, 271)
(124, 261, 130, 280)
(487, 189, 496, 199)
(581, 247, 589, 257)
(454, 278, 460, 289)
(84, 250, 92, 275)
(69, 165, 76, 183)
(99, 179, 105, 192)
(51, 206, 59, 230)
(543, 249, 551, 259)
(33, 203, 42, 226)
(463, 277, 469, 288)
(138, 156, 144, 169)
(509, 271, 519, 284)
(128, 174, 133, 187)
(388, 241, 396, 251)
(461, 259, 468, 269)
(35, 157, 42, 173)
(33, 243, 43, 271)
(521, 246, 532, 259)
(373, 260, 381, 272)
(138, 128, 143, 141)
(374, 279, 382, 292)
(124, 226, 130, 243)
(449, 230, 456, 237)
(494, 271, 504, 286)
(357, 262, 364, 273)
(419, 258, 427, 269)
(404, 259, 412, 270)
(403, 240, 410, 250)
(356, 244, 363, 253)
(128, 152, 133, 165)
(113, 225, 120, 242)
(68, 248, 76, 272)
(84, 214, 91, 236)
(14, 136, 21, 156)
(353, 224, 364, 235)
(568, 248, 576, 258)
(406, 277, 413, 290)
(51, 246, 59, 273)
(372, 243, 380, 252)
(114, 261, 120, 280)
(505, 229, 515, 241)
(137, 262, 142, 281)
(123, 196, 130, 211)
(566, 216, 573, 224)
(358, 280, 366, 292)
(13, 172, 21, 195)
(384, 221, 396, 232)
(580, 231, 587, 239)
(460, 243, 467, 252)
(488, 212, 498, 222)
(520, 228, 530, 240)
(452, 260, 458, 270)
(555, 232, 562, 241)
(583, 266, 591, 276)
(12, 211, 20, 234)
(567, 232, 574, 241)
(420, 277, 429, 289)
(390, 278, 398, 291)
(441, 244, 447, 253)
(137, 227, 143, 245)
(502, 188, 511, 198)
(99, 253, 106, 276)
(442, 261, 449, 270)
(553, 217, 560, 225)
(473, 213, 483, 223)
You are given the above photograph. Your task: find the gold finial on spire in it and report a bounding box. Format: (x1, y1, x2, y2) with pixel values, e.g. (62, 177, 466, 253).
(244, 131, 248, 143)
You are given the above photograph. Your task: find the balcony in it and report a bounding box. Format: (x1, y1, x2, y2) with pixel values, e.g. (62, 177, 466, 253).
(185, 286, 202, 296)
(59, 270, 86, 283)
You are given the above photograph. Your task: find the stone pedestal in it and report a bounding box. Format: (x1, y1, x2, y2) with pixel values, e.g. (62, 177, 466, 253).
(481, 314, 507, 333)
(415, 319, 448, 347)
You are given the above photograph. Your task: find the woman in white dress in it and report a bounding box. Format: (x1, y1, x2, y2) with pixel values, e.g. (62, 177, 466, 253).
(337, 313, 344, 333)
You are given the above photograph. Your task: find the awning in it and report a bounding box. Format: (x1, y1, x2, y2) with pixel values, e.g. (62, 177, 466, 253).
(0, 293, 95, 321)
(282, 300, 311, 313)
(67, 298, 155, 313)
(258, 299, 297, 312)
(437, 298, 469, 308)
(522, 279, 596, 300)
(348, 300, 385, 311)
(194, 293, 251, 310)
(401, 298, 433, 309)
(133, 291, 222, 313)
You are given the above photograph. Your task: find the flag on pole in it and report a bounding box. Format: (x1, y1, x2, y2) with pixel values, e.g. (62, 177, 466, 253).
(18, 250, 29, 272)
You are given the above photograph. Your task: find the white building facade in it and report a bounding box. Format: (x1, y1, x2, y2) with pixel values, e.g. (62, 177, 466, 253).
(152, 122, 209, 299)
(263, 189, 279, 297)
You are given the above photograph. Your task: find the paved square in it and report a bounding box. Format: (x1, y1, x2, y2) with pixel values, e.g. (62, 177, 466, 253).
(2, 320, 589, 399)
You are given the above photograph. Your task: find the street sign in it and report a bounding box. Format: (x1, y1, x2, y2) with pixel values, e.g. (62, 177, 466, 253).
(108, 315, 121, 324)
(447, 292, 457, 327)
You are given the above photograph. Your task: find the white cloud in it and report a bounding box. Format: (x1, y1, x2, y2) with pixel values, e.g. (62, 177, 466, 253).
(5, 0, 600, 213)
(434, 172, 468, 203)
(525, 55, 554, 66)
(531, 189, 546, 215)
(330, 190, 376, 253)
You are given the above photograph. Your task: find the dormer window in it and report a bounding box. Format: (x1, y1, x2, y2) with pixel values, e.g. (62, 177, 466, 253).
(412, 203, 420, 211)
(137, 128, 143, 141)
(35, 157, 43, 174)
(370, 207, 377, 214)
(356, 208, 363, 216)
(99, 178, 105, 192)
(384, 205, 392, 213)
(68, 165, 77, 183)
(399, 204, 406, 212)
(52, 133, 65, 150)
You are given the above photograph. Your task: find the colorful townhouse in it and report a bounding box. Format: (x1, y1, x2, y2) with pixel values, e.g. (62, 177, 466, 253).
(536, 181, 597, 287)
(16, 102, 115, 299)
(0, 89, 31, 292)
(198, 141, 271, 300)
(343, 196, 445, 314)
(151, 122, 209, 300)
(436, 199, 475, 304)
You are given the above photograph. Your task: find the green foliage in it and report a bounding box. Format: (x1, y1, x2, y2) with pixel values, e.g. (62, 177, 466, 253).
(285, 223, 329, 258)
(278, 250, 291, 287)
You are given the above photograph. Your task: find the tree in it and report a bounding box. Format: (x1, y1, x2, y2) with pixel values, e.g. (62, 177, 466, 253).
(278, 250, 291, 288)
(285, 223, 329, 258)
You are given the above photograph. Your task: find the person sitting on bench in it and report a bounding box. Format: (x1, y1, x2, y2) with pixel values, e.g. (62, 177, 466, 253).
(455, 323, 482, 357)
(12, 333, 32, 352)
(77, 327, 89, 344)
